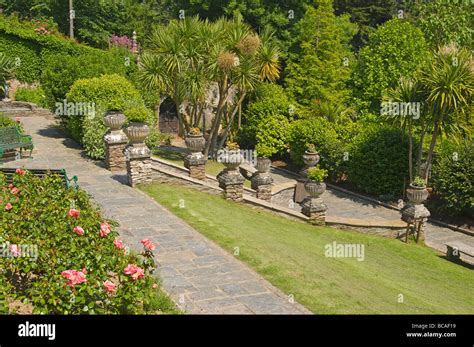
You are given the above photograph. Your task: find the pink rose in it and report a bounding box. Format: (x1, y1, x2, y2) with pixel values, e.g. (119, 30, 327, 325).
(61, 269, 87, 288)
(113, 239, 124, 250)
(5, 203, 12, 211)
(131, 267, 144, 281)
(140, 239, 155, 251)
(100, 223, 111, 237)
(8, 184, 14, 189)
(103, 280, 116, 293)
(67, 209, 80, 218)
(124, 264, 144, 280)
(10, 187, 20, 195)
(73, 226, 84, 236)
(15, 168, 25, 175)
(10, 244, 21, 257)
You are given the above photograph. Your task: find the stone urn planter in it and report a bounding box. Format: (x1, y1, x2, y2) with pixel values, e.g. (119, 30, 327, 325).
(221, 149, 243, 170)
(185, 133, 205, 153)
(406, 184, 429, 205)
(304, 181, 326, 198)
(104, 110, 126, 131)
(255, 157, 271, 173)
(303, 150, 320, 168)
(124, 122, 149, 144)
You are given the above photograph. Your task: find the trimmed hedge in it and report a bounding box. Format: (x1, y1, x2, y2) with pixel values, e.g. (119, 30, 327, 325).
(347, 125, 410, 197)
(0, 14, 136, 106)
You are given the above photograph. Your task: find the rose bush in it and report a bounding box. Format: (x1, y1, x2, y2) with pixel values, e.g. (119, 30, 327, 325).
(0, 170, 176, 314)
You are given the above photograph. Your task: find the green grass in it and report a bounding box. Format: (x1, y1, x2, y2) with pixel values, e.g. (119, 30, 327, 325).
(140, 182, 474, 314)
(152, 148, 251, 187)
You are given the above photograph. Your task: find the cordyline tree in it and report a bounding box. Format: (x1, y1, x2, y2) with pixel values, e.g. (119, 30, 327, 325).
(138, 15, 281, 158)
(383, 44, 473, 185)
(420, 44, 473, 183)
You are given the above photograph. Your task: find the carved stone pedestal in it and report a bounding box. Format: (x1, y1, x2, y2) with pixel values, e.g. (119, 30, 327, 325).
(401, 203, 430, 243)
(217, 169, 245, 202)
(125, 144, 151, 187)
(184, 153, 207, 180)
(251, 172, 273, 201)
(104, 131, 128, 171)
(301, 197, 328, 225)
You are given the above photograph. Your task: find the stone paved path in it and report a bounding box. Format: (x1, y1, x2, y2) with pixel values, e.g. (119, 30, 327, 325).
(269, 168, 474, 260)
(2, 115, 310, 314)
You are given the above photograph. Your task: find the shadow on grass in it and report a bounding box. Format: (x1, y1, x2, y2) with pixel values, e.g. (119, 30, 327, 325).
(438, 255, 474, 270)
(153, 147, 184, 163)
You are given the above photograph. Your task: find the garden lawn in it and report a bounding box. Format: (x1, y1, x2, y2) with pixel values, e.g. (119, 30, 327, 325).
(141, 182, 474, 314)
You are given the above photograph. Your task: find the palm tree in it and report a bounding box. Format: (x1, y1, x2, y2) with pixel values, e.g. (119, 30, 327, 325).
(419, 44, 473, 183)
(138, 15, 281, 157)
(138, 16, 211, 134)
(383, 76, 426, 183)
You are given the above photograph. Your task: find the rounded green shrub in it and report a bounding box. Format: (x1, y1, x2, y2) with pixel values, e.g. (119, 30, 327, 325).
(347, 125, 410, 197)
(431, 139, 474, 217)
(288, 117, 345, 179)
(255, 115, 290, 158)
(239, 83, 295, 149)
(66, 74, 146, 159)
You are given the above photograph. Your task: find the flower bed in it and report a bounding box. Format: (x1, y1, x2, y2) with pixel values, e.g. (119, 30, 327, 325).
(0, 169, 176, 314)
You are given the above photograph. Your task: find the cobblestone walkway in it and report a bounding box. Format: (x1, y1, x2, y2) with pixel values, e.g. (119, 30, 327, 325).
(2, 115, 309, 314)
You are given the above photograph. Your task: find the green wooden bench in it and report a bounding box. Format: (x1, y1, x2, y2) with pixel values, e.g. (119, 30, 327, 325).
(0, 168, 78, 189)
(0, 126, 34, 159)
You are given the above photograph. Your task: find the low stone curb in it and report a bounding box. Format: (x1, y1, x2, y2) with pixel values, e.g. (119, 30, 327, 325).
(150, 157, 410, 231)
(271, 166, 474, 237)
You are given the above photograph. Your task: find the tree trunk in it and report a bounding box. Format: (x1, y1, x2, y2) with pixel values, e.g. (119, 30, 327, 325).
(217, 92, 246, 150)
(204, 77, 228, 158)
(424, 107, 446, 183)
(416, 124, 426, 177)
(237, 102, 242, 129)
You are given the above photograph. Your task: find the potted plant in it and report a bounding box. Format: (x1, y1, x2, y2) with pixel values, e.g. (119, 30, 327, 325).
(406, 176, 429, 204)
(254, 143, 273, 173)
(220, 141, 243, 170)
(104, 109, 126, 131)
(124, 106, 150, 144)
(304, 166, 328, 198)
(185, 127, 205, 153)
